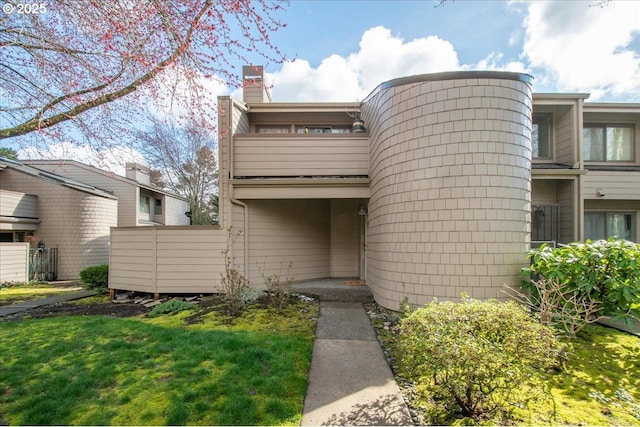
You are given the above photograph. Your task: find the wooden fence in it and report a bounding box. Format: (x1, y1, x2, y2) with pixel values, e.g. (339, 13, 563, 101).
(109, 226, 230, 297)
(0, 243, 29, 283)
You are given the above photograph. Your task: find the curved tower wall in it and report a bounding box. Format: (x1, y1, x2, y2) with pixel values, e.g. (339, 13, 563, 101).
(362, 72, 533, 310)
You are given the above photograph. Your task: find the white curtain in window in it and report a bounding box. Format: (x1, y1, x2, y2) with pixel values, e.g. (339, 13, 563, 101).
(608, 213, 633, 241)
(584, 213, 606, 241)
(583, 128, 604, 161)
(606, 127, 633, 161)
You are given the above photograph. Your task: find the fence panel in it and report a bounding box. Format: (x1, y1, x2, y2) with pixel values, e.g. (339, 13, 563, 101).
(0, 243, 29, 283)
(109, 226, 227, 295)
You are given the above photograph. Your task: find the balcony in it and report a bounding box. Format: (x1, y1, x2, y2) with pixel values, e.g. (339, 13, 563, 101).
(232, 134, 369, 178)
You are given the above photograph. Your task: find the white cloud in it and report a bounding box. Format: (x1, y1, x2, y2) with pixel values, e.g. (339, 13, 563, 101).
(18, 142, 145, 176)
(522, 1, 640, 100)
(268, 26, 461, 102)
(472, 52, 527, 73)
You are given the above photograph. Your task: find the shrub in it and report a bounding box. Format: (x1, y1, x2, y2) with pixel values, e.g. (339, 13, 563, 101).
(147, 299, 197, 318)
(220, 227, 250, 316)
(506, 278, 606, 337)
(259, 261, 293, 313)
(521, 239, 640, 328)
(79, 264, 109, 292)
(398, 297, 562, 423)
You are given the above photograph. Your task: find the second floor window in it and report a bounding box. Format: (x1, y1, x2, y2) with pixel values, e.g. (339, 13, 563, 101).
(583, 124, 634, 162)
(533, 114, 551, 159)
(139, 195, 150, 214)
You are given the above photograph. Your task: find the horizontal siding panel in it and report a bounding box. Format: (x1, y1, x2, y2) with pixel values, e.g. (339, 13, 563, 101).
(0, 243, 29, 282)
(0, 190, 38, 218)
(234, 135, 369, 177)
(583, 171, 640, 199)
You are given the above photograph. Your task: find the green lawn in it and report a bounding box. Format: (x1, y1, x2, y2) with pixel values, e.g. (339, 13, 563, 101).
(0, 283, 83, 305)
(515, 324, 640, 426)
(0, 299, 318, 425)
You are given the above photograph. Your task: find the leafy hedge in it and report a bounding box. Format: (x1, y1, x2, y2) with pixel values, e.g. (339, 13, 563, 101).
(398, 297, 561, 423)
(521, 239, 640, 324)
(79, 264, 109, 292)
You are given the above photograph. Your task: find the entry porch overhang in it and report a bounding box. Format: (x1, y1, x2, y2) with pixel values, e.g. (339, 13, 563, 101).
(231, 178, 370, 199)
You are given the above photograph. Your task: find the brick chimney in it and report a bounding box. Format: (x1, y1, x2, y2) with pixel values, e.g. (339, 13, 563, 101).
(242, 65, 271, 103)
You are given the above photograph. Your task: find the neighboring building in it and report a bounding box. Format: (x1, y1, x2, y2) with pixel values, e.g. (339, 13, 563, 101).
(531, 97, 640, 246)
(24, 160, 191, 226)
(0, 157, 118, 280)
(109, 66, 639, 310)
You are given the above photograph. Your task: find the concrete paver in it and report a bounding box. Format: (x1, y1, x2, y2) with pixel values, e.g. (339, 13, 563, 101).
(301, 301, 412, 426)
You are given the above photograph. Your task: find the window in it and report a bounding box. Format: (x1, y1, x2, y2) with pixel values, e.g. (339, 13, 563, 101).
(295, 125, 352, 134)
(583, 124, 634, 162)
(532, 114, 552, 158)
(584, 212, 636, 241)
(139, 195, 150, 214)
(255, 125, 290, 133)
(154, 199, 162, 215)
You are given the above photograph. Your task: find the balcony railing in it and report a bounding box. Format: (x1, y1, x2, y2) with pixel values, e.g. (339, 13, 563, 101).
(233, 134, 369, 178)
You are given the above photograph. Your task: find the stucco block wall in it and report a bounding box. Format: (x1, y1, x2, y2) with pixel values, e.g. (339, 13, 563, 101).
(1, 169, 118, 279)
(363, 74, 533, 309)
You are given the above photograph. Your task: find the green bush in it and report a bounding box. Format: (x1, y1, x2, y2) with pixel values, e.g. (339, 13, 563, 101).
(79, 264, 109, 291)
(521, 239, 640, 325)
(398, 297, 562, 423)
(147, 299, 197, 318)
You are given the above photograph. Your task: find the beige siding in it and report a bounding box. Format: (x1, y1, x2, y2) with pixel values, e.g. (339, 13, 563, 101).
(554, 108, 576, 165)
(24, 162, 139, 226)
(156, 228, 227, 293)
(0, 243, 29, 282)
(1, 169, 117, 279)
(583, 171, 640, 200)
(109, 228, 156, 293)
(245, 200, 330, 282)
(531, 180, 557, 205)
(557, 180, 577, 243)
(363, 76, 532, 310)
(218, 96, 233, 228)
(164, 196, 191, 225)
(0, 189, 38, 218)
(330, 199, 361, 277)
(109, 226, 229, 294)
(233, 135, 369, 177)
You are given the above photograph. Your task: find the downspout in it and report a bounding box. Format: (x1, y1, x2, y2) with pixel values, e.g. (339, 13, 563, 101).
(227, 98, 250, 278)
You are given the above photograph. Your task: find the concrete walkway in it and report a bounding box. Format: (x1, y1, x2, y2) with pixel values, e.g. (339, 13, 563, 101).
(301, 301, 413, 426)
(0, 290, 96, 317)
